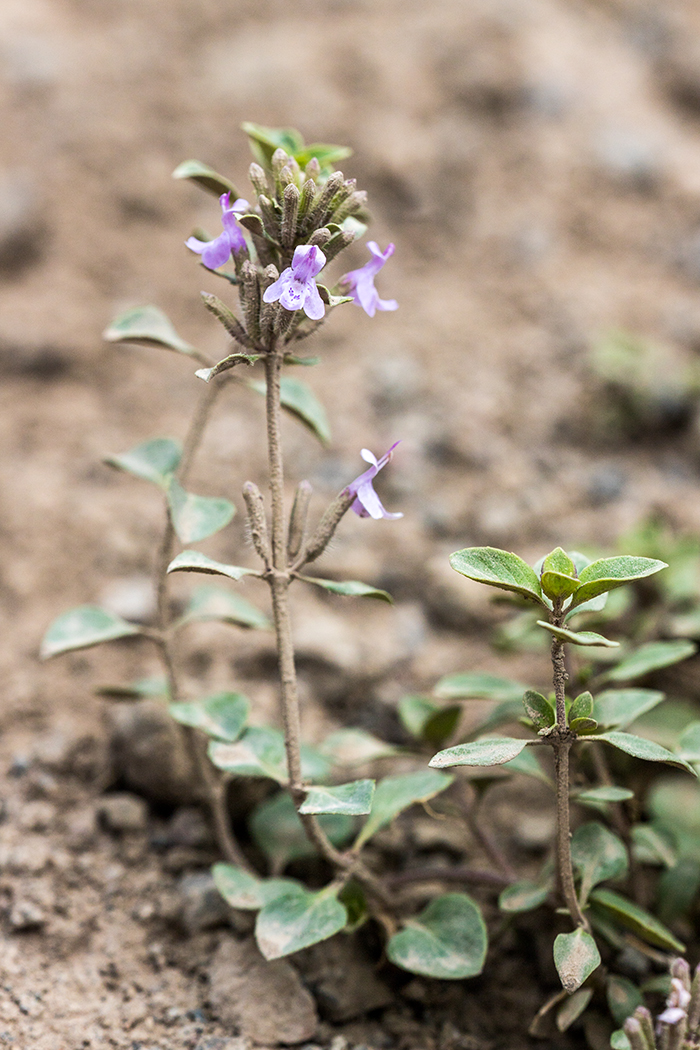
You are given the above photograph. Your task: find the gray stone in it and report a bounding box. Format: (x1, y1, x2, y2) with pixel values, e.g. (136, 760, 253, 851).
(97, 792, 149, 833)
(9, 900, 45, 931)
(294, 937, 393, 1022)
(107, 700, 201, 806)
(177, 871, 230, 933)
(208, 937, 318, 1045)
(194, 1039, 250, 1050)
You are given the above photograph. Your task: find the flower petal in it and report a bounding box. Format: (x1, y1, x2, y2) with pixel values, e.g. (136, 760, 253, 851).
(262, 270, 292, 304)
(200, 232, 234, 269)
(302, 281, 325, 320)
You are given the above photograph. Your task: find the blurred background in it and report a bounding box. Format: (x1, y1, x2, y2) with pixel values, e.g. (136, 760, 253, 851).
(4, 0, 700, 758)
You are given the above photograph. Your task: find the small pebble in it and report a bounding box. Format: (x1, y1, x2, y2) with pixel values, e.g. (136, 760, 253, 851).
(97, 793, 149, 834)
(9, 900, 45, 931)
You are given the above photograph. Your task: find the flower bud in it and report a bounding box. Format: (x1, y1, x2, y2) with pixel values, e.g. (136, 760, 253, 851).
(309, 227, 331, 248)
(287, 480, 313, 560)
(306, 171, 345, 230)
(248, 162, 268, 197)
(304, 157, 321, 181)
(258, 194, 280, 241)
(281, 183, 300, 249)
(242, 482, 270, 567)
(241, 261, 261, 344)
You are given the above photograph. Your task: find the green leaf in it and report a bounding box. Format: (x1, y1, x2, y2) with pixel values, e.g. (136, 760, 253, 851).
(575, 786, 634, 805)
(167, 477, 236, 543)
(41, 605, 140, 659)
(294, 142, 353, 170)
(429, 737, 532, 770)
(169, 692, 249, 742)
(593, 689, 665, 730)
(449, 547, 544, 605)
(537, 621, 620, 648)
(631, 824, 678, 868)
(556, 988, 594, 1032)
(316, 284, 354, 308)
(103, 304, 197, 356)
(677, 721, 700, 762)
(212, 863, 300, 910)
(502, 746, 553, 786)
(300, 779, 375, 816)
(596, 731, 697, 774)
(241, 122, 305, 168)
(249, 792, 353, 869)
(178, 585, 271, 631)
(570, 717, 599, 735)
(498, 880, 549, 913)
(105, 437, 182, 488)
(541, 548, 579, 601)
(606, 975, 644, 1027)
(318, 728, 400, 765)
(522, 690, 555, 729)
(209, 726, 330, 785)
(571, 691, 594, 721)
(297, 575, 393, 603)
(571, 822, 628, 906)
(568, 556, 667, 609)
(354, 770, 454, 848)
(256, 884, 347, 960)
(600, 640, 697, 684)
(195, 352, 261, 383)
(387, 894, 487, 980)
(610, 1031, 632, 1050)
(166, 549, 256, 582)
(589, 887, 685, 952)
(553, 929, 601, 992)
(434, 672, 529, 702)
(657, 857, 700, 923)
(95, 676, 168, 701)
(172, 159, 240, 199)
(249, 377, 331, 445)
(398, 696, 461, 745)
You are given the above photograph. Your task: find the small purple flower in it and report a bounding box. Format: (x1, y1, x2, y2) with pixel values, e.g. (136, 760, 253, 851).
(344, 442, 403, 520)
(340, 242, 398, 318)
(262, 244, 326, 320)
(186, 193, 249, 269)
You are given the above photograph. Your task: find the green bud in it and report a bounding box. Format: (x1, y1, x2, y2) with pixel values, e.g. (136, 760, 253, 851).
(248, 162, 268, 198)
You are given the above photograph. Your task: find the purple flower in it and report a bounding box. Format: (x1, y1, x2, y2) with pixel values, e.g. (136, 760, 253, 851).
(262, 244, 326, 320)
(344, 442, 403, 520)
(186, 193, 249, 269)
(340, 242, 398, 318)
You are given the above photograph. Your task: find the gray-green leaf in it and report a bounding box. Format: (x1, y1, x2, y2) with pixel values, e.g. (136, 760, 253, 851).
(386, 894, 487, 980)
(169, 692, 249, 742)
(41, 605, 141, 659)
(256, 885, 347, 960)
(249, 376, 331, 445)
(569, 556, 667, 609)
(354, 770, 453, 848)
(178, 585, 271, 631)
(593, 689, 665, 730)
(537, 621, 619, 648)
(522, 690, 555, 729)
(249, 791, 353, 869)
(167, 549, 256, 582)
(212, 863, 300, 910)
(103, 304, 197, 356)
(571, 822, 628, 906)
(449, 547, 544, 605)
(297, 575, 393, 603)
(105, 437, 181, 487)
(300, 779, 375, 816)
(429, 737, 531, 770)
(596, 731, 697, 774)
(167, 477, 236, 543)
(553, 929, 601, 992)
(498, 881, 549, 913)
(319, 728, 400, 765)
(434, 672, 529, 703)
(600, 640, 697, 684)
(172, 159, 240, 199)
(589, 887, 685, 952)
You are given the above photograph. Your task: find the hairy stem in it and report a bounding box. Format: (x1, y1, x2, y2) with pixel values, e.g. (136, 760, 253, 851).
(154, 378, 250, 870)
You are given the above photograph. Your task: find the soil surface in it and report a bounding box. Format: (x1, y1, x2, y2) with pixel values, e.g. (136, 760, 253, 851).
(5, 0, 700, 1047)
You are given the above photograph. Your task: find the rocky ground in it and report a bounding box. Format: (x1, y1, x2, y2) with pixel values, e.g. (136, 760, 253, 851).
(5, 0, 700, 1046)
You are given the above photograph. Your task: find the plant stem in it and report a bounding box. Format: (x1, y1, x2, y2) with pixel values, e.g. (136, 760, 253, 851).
(549, 602, 589, 930)
(154, 378, 250, 871)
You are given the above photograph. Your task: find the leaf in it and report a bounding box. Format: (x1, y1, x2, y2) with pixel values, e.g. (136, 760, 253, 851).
(167, 477, 236, 543)
(209, 726, 330, 784)
(172, 159, 240, 198)
(631, 824, 678, 868)
(169, 692, 249, 742)
(429, 737, 532, 770)
(105, 437, 182, 487)
(354, 770, 454, 848)
(434, 672, 529, 703)
(657, 857, 700, 923)
(386, 894, 487, 980)
(241, 121, 305, 168)
(167, 549, 256, 582)
(610, 1032, 632, 1050)
(575, 786, 634, 805)
(556, 988, 594, 1032)
(571, 822, 628, 906)
(600, 640, 697, 684)
(294, 142, 353, 170)
(593, 689, 665, 730)
(570, 691, 594, 721)
(95, 676, 168, 701)
(569, 556, 668, 609)
(606, 975, 644, 1027)
(249, 792, 353, 869)
(212, 863, 300, 910)
(589, 887, 685, 952)
(502, 746, 553, 786)
(596, 731, 697, 774)
(249, 377, 331, 445)
(179, 585, 271, 631)
(297, 575, 393, 603)
(498, 881, 549, 913)
(677, 721, 700, 762)
(319, 728, 400, 765)
(398, 696, 461, 745)
(103, 304, 197, 356)
(41, 605, 140, 659)
(255, 884, 347, 959)
(300, 779, 375, 816)
(541, 548, 579, 601)
(522, 690, 555, 729)
(449, 547, 544, 605)
(537, 621, 620, 648)
(570, 717, 599, 735)
(316, 284, 354, 308)
(553, 929, 601, 992)
(195, 352, 261, 383)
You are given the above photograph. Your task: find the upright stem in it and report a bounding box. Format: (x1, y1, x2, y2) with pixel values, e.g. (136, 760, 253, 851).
(550, 603, 588, 930)
(154, 378, 250, 870)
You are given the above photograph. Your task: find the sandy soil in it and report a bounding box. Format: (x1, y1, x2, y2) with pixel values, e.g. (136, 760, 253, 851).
(5, 0, 700, 1046)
